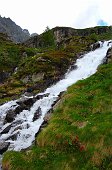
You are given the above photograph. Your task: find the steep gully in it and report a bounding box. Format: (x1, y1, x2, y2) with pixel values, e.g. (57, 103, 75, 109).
(0, 41, 111, 168)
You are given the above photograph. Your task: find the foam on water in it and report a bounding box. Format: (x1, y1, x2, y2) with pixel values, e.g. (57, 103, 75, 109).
(0, 41, 111, 151)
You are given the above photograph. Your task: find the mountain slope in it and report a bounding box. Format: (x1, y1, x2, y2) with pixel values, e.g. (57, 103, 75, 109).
(0, 16, 30, 43)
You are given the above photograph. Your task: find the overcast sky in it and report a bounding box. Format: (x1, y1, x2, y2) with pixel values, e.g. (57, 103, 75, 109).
(0, 0, 112, 34)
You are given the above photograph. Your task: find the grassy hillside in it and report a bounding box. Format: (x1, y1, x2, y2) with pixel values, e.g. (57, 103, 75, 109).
(2, 56, 112, 170)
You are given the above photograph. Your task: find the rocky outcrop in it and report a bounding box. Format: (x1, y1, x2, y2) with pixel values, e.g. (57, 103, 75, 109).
(0, 142, 10, 154)
(21, 73, 44, 84)
(24, 26, 112, 48)
(33, 106, 42, 121)
(4, 97, 36, 123)
(0, 16, 30, 43)
(105, 44, 112, 63)
(90, 42, 101, 51)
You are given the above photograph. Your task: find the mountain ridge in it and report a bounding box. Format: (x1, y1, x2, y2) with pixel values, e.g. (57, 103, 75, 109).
(0, 16, 30, 43)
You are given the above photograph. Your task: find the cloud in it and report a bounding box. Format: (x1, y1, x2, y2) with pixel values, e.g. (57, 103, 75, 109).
(0, 0, 112, 34)
(97, 19, 108, 26)
(74, 0, 112, 28)
(73, 1, 100, 28)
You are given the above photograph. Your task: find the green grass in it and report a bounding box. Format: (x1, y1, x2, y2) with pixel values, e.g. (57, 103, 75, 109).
(2, 59, 112, 170)
(0, 37, 37, 73)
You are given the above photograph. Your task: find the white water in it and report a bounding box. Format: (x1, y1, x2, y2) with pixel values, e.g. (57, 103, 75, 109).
(0, 41, 111, 152)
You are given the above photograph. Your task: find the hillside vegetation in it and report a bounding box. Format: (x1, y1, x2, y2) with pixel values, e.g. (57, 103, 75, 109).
(2, 52, 112, 170)
(0, 32, 96, 104)
(1, 26, 112, 105)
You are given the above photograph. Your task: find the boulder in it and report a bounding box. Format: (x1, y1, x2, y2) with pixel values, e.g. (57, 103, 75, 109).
(6, 132, 20, 141)
(4, 105, 24, 123)
(91, 42, 101, 51)
(35, 93, 49, 100)
(32, 73, 44, 82)
(105, 47, 112, 64)
(33, 107, 42, 121)
(0, 142, 10, 154)
(1, 124, 12, 134)
(17, 97, 35, 109)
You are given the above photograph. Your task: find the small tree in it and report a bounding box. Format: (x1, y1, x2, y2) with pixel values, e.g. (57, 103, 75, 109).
(42, 26, 55, 48)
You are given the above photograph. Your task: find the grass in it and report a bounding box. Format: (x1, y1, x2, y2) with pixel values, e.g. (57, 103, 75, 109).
(2, 59, 112, 170)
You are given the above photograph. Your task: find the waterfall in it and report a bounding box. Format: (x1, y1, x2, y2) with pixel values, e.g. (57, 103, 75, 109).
(0, 41, 111, 152)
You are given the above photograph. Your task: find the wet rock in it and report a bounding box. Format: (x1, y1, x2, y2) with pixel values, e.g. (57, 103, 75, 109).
(105, 47, 112, 64)
(107, 41, 112, 46)
(4, 109, 17, 123)
(12, 125, 22, 132)
(4, 105, 24, 123)
(33, 106, 42, 121)
(12, 120, 23, 126)
(23, 92, 34, 97)
(1, 120, 23, 134)
(22, 98, 35, 107)
(6, 132, 20, 141)
(17, 97, 35, 109)
(1, 124, 12, 134)
(91, 42, 101, 51)
(0, 142, 10, 154)
(70, 65, 77, 71)
(35, 93, 49, 100)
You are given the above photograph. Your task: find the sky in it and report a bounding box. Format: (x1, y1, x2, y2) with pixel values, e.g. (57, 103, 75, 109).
(0, 0, 112, 34)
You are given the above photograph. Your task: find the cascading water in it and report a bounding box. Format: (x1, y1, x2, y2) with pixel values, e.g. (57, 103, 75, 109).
(0, 41, 111, 155)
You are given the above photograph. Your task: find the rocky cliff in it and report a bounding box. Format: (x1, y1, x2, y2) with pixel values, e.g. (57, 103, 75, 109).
(0, 16, 30, 43)
(24, 26, 112, 48)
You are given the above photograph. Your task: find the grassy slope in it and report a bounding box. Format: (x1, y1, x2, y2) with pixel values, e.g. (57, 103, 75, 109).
(0, 33, 36, 73)
(2, 58, 112, 170)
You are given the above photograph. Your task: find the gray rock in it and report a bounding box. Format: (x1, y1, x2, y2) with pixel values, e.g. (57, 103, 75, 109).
(105, 47, 112, 64)
(1, 124, 12, 134)
(4, 105, 24, 123)
(91, 42, 101, 51)
(33, 107, 42, 121)
(17, 97, 35, 108)
(32, 73, 44, 82)
(0, 142, 10, 154)
(6, 132, 20, 141)
(35, 93, 49, 100)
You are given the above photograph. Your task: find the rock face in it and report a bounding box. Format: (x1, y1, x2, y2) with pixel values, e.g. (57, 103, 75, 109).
(0, 16, 30, 43)
(33, 106, 42, 121)
(24, 26, 112, 48)
(90, 42, 101, 51)
(0, 142, 10, 154)
(105, 45, 112, 63)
